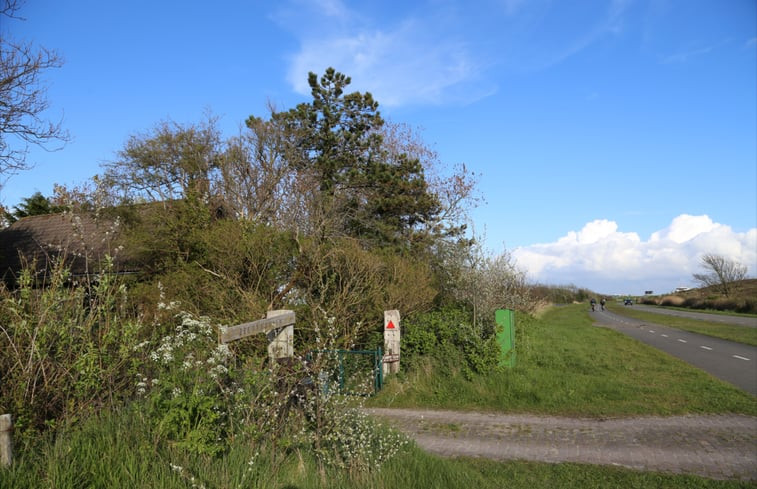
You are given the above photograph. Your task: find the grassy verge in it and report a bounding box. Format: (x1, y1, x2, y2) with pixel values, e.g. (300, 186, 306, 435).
(607, 303, 757, 346)
(369, 304, 757, 416)
(1, 407, 752, 489)
(647, 305, 757, 319)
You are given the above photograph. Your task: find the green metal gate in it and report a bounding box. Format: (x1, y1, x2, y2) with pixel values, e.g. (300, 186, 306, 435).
(308, 348, 384, 395)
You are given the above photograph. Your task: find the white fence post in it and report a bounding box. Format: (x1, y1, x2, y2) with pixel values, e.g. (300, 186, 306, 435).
(0, 414, 12, 468)
(383, 310, 401, 375)
(266, 310, 294, 360)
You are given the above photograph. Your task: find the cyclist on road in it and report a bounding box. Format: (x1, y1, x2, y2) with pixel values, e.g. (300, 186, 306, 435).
(590, 298, 597, 312)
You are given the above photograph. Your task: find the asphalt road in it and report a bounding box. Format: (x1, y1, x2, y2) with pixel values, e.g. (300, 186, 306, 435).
(629, 304, 757, 328)
(592, 309, 757, 396)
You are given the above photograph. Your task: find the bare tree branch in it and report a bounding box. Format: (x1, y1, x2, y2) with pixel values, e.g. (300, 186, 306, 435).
(692, 253, 748, 297)
(0, 0, 69, 179)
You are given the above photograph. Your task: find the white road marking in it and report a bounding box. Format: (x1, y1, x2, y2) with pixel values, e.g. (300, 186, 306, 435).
(648, 330, 655, 333)
(700, 346, 713, 351)
(677, 339, 687, 343)
(733, 355, 751, 361)
(661, 334, 669, 338)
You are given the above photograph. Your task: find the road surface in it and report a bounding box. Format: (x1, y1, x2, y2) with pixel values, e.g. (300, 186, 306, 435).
(593, 308, 757, 395)
(628, 304, 757, 328)
(367, 408, 757, 481)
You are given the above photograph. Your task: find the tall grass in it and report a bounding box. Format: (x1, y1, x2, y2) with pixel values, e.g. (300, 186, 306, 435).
(370, 304, 757, 416)
(0, 257, 145, 439)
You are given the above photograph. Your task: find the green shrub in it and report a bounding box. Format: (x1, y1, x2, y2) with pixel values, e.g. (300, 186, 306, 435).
(681, 296, 757, 314)
(403, 306, 499, 379)
(530, 284, 593, 304)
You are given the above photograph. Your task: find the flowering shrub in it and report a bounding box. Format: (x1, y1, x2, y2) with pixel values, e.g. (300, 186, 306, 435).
(137, 311, 241, 456)
(135, 310, 408, 472)
(307, 399, 409, 474)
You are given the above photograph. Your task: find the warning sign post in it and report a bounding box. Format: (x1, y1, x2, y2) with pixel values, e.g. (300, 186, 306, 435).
(383, 310, 401, 375)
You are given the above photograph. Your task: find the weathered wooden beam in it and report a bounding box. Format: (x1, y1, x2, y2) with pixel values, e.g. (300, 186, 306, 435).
(220, 310, 295, 344)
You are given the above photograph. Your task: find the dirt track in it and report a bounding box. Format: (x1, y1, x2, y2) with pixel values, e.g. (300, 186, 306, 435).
(367, 408, 757, 481)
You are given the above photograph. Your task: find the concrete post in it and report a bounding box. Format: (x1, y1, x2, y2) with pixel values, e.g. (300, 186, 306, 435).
(383, 310, 401, 375)
(266, 310, 294, 360)
(0, 414, 12, 468)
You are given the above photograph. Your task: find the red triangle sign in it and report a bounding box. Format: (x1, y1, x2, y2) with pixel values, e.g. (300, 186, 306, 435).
(386, 321, 396, 329)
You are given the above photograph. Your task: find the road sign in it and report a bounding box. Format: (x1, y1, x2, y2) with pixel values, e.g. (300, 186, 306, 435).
(220, 310, 295, 344)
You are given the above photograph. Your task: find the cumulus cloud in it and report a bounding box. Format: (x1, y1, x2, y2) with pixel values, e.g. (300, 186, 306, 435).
(512, 215, 757, 295)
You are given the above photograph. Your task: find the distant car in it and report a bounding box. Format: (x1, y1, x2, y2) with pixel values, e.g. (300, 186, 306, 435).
(624, 298, 633, 306)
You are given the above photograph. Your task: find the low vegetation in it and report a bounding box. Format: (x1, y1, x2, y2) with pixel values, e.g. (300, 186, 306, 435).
(3, 302, 753, 488)
(1, 68, 754, 486)
(4, 408, 752, 489)
(370, 304, 756, 416)
(636, 279, 757, 315)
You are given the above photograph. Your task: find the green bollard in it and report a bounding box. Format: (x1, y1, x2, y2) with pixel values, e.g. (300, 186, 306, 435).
(495, 309, 516, 367)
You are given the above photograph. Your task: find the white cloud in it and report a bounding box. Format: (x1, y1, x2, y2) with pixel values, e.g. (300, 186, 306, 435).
(649, 214, 718, 243)
(276, 1, 495, 107)
(310, 0, 349, 18)
(512, 215, 757, 295)
(285, 22, 492, 107)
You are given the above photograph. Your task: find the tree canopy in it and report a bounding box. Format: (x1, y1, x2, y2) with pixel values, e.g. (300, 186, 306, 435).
(270, 68, 441, 249)
(4, 190, 65, 223)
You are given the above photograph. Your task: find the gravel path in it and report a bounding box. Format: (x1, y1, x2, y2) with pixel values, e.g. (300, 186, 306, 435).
(367, 408, 757, 481)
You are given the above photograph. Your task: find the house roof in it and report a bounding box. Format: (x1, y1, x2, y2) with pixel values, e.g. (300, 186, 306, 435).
(0, 212, 137, 285)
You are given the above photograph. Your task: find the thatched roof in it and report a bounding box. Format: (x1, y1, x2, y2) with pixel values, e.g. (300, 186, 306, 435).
(0, 212, 137, 285)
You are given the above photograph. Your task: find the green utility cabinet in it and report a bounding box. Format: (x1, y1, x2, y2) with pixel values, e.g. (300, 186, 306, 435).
(495, 309, 516, 367)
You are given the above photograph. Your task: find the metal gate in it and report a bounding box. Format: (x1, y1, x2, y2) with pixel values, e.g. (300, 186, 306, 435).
(308, 347, 383, 396)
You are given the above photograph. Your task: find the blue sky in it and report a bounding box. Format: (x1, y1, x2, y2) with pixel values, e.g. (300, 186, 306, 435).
(1, 0, 755, 295)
